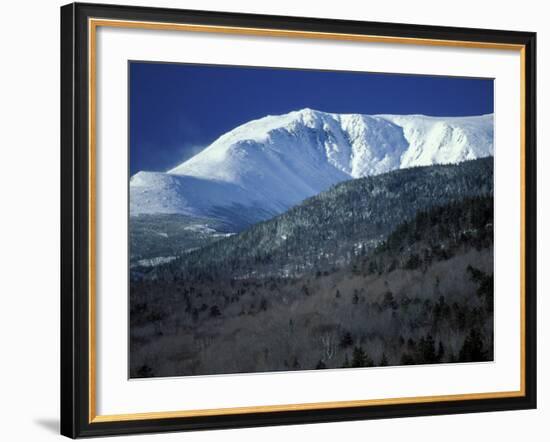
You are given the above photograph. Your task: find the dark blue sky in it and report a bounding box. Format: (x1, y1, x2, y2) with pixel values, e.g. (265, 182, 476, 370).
(130, 62, 494, 175)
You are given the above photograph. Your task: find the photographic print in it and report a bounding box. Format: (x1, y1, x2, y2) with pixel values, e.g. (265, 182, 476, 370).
(61, 6, 536, 436)
(129, 62, 494, 378)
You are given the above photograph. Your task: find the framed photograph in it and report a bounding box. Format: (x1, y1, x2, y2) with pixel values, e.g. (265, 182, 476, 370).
(60, 2, 536, 438)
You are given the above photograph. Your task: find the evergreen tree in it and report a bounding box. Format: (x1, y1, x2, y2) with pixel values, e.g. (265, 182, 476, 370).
(437, 341, 445, 362)
(340, 332, 354, 348)
(316, 360, 327, 369)
(459, 328, 488, 362)
(342, 354, 351, 368)
(418, 334, 437, 363)
(400, 353, 415, 365)
(351, 346, 366, 367)
(351, 346, 374, 367)
(467, 266, 494, 313)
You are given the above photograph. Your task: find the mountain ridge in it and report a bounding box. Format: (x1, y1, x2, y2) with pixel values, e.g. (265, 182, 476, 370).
(130, 108, 493, 226)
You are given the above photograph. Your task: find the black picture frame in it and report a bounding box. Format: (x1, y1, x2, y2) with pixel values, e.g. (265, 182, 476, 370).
(61, 2, 537, 438)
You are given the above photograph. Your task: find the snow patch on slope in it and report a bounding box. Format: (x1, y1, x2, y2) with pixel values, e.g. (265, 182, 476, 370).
(381, 114, 494, 167)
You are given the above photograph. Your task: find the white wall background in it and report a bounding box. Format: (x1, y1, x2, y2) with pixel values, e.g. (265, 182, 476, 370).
(0, 0, 546, 440)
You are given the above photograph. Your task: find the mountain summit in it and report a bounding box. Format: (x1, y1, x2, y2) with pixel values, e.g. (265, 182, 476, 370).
(130, 108, 493, 226)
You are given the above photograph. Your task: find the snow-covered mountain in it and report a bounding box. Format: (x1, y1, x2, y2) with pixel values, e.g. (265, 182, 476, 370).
(130, 108, 493, 226)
